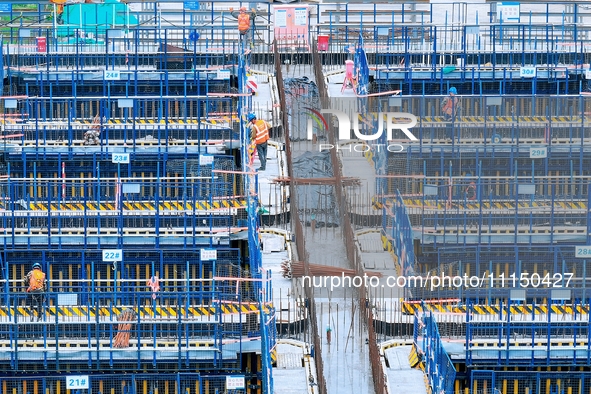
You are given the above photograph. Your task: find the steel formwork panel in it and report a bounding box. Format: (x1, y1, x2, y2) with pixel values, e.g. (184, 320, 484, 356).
(393, 148, 591, 180)
(471, 370, 591, 394)
(0, 373, 258, 394)
(0, 245, 269, 373)
(0, 1, 273, 387)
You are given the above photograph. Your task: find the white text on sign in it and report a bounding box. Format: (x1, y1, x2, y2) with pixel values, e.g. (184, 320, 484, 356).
(201, 249, 217, 261)
(104, 70, 121, 81)
(66, 375, 90, 390)
(575, 246, 591, 258)
(102, 249, 123, 262)
(112, 153, 130, 164)
(520, 67, 536, 78)
(529, 147, 547, 158)
(226, 376, 245, 390)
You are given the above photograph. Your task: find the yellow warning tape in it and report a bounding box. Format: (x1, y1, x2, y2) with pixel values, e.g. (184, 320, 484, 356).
(402, 199, 588, 211)
(401, 302, 589, 315)
(80, 117, 239, 126)
(0, 303, 271, 318)
(421, 116, 583, 123)
(27, 199, 247, 212)
(408, 344, 420, 368)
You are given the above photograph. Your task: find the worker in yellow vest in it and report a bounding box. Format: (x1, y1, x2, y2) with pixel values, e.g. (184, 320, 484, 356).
(248, 112, 270, 171)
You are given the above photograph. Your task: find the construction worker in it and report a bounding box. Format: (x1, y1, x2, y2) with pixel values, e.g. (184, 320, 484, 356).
(147, 275, 160, 300)
(84, 127, 100, 145)
(441, 87, 461, 141)
(23, 263, 47, 321)
(248, 112, 270, 171)
(83, 114, 101, 145)
(230, 6, 256, 43)
(49, 0, 67, 23)
(237, 7, 251, 37)
(441, 86, 461, 122)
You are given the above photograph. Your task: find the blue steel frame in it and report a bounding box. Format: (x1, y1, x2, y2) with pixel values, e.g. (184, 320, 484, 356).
(471, 370, 591, 393)
(416, 312, 456, 394)
(0, 5, 276, 388)
(0, 373, 250, 394)
(0, 291, 246, 372)
(465, 298, 591, 367)
(312, 3, 591, 95)
(237, 31, 274, 394)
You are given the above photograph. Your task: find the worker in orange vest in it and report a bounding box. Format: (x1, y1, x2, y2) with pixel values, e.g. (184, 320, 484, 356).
(23, 263, 47, 321)
(230, 7, 256, 39)
(248, 112, 271, 171)
(237, 7, 251, 36)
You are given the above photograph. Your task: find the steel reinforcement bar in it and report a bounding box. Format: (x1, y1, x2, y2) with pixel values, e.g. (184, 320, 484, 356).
(311, 38, 388, 394)
(275, 41, 328, 394)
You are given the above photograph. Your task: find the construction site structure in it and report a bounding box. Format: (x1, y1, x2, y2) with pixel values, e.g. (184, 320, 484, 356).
(1, 1, 591, 394)
(0, 1, 279, 393)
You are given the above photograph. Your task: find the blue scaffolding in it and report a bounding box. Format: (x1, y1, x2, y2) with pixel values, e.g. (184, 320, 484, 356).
(0, 2, 277, 392)
(415, 312, 456, 394)
(312, 2, 591, 95)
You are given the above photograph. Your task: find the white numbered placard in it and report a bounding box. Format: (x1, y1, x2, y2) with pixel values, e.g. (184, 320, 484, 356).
(497, 2, 520, 23)
(575, 246, 591, 258)
(201, 249, 217, 261)
(112, 152, 130, 164)
(226, 375, 245, 390)
(102, 249, 123, 262)
(104, 70, 121, 80)
(216, 69, 231, 80)
(520, 67, 536, 78)
(199, 155, 214, 165)
(66, 375, 90, 390)
(529, 147, 547, 158)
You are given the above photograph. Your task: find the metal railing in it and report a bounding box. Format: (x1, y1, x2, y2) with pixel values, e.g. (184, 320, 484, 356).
(471, 370, 591, 394)
(0, 372, 244, 394)
(417, 312, 456, 394)
(0, 285, 271, 372)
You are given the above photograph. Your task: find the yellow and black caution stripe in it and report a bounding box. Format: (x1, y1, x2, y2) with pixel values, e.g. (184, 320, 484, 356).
(471, 339, 589, 348)
(27, 199, 247, 212)
(0, 302, 271, 319)
(402, 198, 588, 211)
(402, 302, 589, 315)
(0, 339, 220, 349)
(355, 114, 577, 125)
(380, 232, 393, 253)
(80, 117, 240, 126)
(421, 115, 582, 124)
(408, 344, 421, 368)
(371, 196, 383, 210)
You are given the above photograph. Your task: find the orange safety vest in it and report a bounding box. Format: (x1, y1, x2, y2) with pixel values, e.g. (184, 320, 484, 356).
(238, 12, 251, 34)
(28, 270, 45, 292)
(442, 97, 459, 116)
(253, 120, 269, 144)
